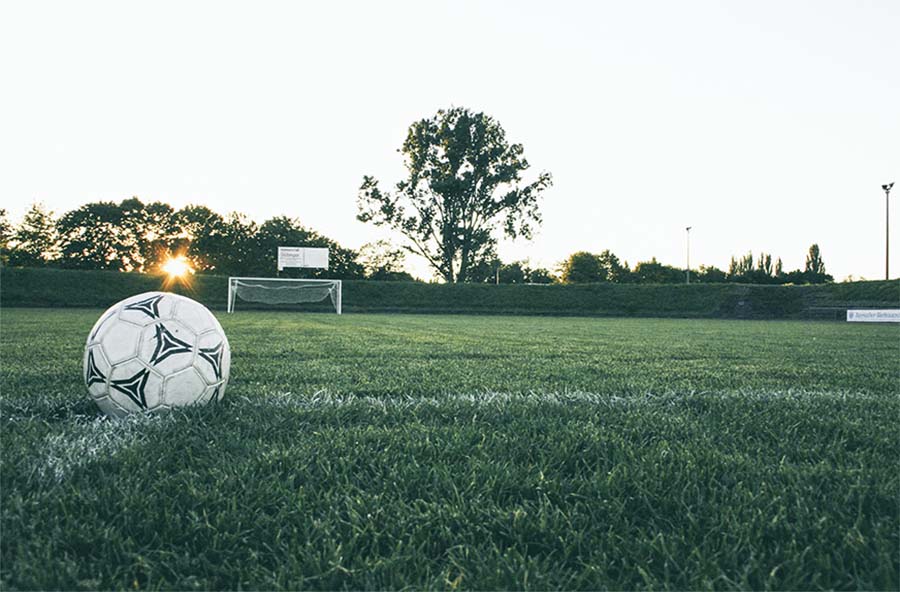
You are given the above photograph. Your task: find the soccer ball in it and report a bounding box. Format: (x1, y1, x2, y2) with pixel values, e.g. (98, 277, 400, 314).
(84, 292, 231, 418)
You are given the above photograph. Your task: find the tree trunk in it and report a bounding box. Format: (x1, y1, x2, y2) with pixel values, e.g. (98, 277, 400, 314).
(457, 255, 469, 283)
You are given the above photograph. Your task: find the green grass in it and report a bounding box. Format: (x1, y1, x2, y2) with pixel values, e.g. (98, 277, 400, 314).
(2, 309, 898, 590)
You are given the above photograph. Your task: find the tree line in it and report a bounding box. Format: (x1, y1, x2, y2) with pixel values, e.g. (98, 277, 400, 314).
(554, 245, 832, 285)
(0, 200, 409, 280)
(0, 106, 835, 285)
(0, 199, 832, 285)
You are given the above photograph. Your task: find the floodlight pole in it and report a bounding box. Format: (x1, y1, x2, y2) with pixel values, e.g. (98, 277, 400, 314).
(883, 183, 893, 280)
(685, 226, 692, 284)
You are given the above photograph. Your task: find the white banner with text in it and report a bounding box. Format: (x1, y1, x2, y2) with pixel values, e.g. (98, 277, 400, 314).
(846, 309, 900, 323)
(277, 247, 329, 271)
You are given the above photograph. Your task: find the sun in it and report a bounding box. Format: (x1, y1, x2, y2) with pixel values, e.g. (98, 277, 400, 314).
(161, 255, 193, 281)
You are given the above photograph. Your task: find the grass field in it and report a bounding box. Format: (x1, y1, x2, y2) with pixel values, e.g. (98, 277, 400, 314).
(2, 309, 898, 590)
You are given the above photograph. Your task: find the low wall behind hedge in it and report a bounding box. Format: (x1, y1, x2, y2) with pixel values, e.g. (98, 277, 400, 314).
(1, 267, 897, 320)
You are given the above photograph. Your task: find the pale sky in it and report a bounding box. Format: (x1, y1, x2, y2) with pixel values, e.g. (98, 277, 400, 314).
(2, 0, 898, 281)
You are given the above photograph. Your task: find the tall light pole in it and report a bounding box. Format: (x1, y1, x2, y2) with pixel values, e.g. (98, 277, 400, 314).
(685, 226, 692, 284)
(883, 183, 893, 280)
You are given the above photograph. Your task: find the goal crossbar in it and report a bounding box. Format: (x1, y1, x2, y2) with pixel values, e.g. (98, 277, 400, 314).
(227, 277, 342, 314)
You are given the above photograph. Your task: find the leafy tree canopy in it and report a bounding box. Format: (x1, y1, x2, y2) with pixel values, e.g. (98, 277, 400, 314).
(597, 250, 630, 283)
(358, 106, 552, 283)
(803, 243, 832, 284)
(467, 256, 556, 284)
(56, 198, 187, 272)
(560, 251, 604, 283)
(527, 266, 555, 284)
(359, 240, 414, 281)
(8, 203, 58, 267)
(56, 201, 131, 270)
(189, 211, 259, 276)
(631, 257, 684, 284)
(696, 265, 727, 283)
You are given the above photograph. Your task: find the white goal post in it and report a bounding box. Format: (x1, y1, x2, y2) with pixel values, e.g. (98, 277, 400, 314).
(227, 277, 342, 314)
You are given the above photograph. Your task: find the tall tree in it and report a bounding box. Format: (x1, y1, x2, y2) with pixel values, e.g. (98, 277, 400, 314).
(804, 244, 825, 275)
(560, 251, 603, 283)
(8, 203, 59, 267)
(57, 201, 132, 270)
(804, 243, 832, 284)
(757, 253, 773, 277)
(95, 197, 183, 272)
(727, 256, 739, 279)
(358, 106, 552, 283)
(752, 252, 775, 284)
(726, 252, 755, 283)
(178, 205, 225, 271)
(739, 252, 754, 277)
(177, 205, 224, 240)
(190, 212, 259, 276)
(133, 200, 181, 270)
(597, 249, 630, 283)
(56, 198, 176, 271)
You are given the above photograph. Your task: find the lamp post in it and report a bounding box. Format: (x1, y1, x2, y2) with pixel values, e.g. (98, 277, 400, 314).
(685, 226, 692, 284)
(883, 183, 893, 280)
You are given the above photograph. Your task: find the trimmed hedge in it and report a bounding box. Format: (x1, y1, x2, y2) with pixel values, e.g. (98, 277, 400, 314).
(1, 267, 897, 319)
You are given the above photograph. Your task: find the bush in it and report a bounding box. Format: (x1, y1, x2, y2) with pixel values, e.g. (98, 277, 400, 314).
(2, 267, 896, 320)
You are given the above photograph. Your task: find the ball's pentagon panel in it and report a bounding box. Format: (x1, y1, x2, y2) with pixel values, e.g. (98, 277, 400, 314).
(88, 307, 119, 342)
(98, 321, 143, 365)
(194, 330, 228, 385)
(118, 292, 177, 326)
(138, 319, 196, 375)
(107, 359, 164, 414)
(83, 345, 111, 400)
(163, 367, 208, 407)
(173, 297, 222, 334)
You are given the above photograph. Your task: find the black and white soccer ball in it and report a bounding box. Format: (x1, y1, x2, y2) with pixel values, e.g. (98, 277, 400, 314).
(84, 292, 231, 418)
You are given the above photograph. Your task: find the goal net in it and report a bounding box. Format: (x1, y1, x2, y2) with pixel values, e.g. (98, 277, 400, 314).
(227, 277, 342, 314)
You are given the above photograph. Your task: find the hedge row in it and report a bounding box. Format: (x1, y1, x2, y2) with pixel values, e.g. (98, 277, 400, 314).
(1, 267, 897, 319)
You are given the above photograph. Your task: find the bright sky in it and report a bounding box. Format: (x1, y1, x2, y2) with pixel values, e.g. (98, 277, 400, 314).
(2, 0, 898, 281)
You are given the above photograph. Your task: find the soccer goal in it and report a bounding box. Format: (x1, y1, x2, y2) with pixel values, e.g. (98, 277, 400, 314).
(227, 277, 342, 314)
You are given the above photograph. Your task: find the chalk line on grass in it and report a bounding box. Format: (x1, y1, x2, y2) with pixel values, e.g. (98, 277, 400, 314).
(33, 413, 174, 482)
(235, 387, 887, 412)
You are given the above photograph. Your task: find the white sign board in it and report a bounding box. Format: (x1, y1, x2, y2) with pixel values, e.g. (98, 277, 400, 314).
(277, 247, 329, 271)
(847, 309, 900, 323)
